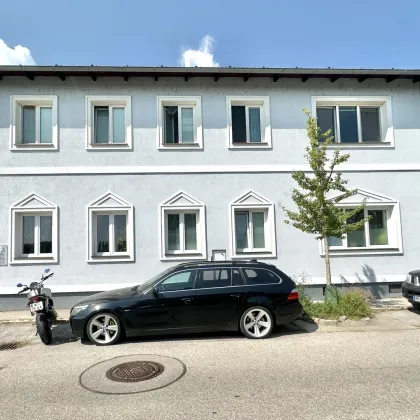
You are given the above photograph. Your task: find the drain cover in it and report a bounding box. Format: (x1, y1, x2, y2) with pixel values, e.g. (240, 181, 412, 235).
(0, 341, 26, 351)
(106, 361, 164, 383)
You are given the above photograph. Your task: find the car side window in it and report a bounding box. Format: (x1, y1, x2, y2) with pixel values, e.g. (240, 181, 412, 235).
(196, 269, 232, 289)
(243, 268, 281, 285)
(159, 270, 197, 292)
(232, 268, 246, 286)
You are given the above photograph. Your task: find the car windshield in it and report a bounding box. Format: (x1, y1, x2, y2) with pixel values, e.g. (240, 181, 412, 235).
(132, 267, 175, 293)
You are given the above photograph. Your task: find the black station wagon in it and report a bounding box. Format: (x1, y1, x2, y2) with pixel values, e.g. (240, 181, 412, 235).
(69, 260, 303, 345)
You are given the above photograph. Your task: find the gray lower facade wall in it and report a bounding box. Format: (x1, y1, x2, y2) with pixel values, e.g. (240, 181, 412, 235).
(0, 171, 416, 310)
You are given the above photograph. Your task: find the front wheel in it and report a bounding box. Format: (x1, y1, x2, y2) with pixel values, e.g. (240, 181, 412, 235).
(86, 313, 122, 346)
(240, 306, 274, 339)
(36, 313, 52, 345)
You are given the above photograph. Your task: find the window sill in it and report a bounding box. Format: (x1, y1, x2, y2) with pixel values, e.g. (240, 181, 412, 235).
(161, 253, 207, 261)
(11, 143, 57, 151)
(322, 247, 403, 257)
(158, 143, 203, 150)
(229, 142, 271, 150)
(231, 251, 276, 259)
(10, 257, 58, 265)
(87, 143, 132, 151)
(325, 142, 393, 150)
(88, 255, 134, 263)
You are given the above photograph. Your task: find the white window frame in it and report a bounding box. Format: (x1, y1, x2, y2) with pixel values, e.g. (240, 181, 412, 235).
(165, 210, 201, 255)
(320, 189, 403, 256)
(10, 194, 58, 265)
(312, 96, 394, 149)
(160, 191, 207, 260)
(86, 96, 132, 150)
(87, 192, 134, 262)
(230, 191, 276, 259)
(157, 96, 203, 149)
(10, 95, 58, 150)
(226, 96, 272, 149)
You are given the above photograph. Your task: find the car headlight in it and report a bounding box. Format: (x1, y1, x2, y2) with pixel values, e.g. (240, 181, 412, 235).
(70, 305, 89, 316)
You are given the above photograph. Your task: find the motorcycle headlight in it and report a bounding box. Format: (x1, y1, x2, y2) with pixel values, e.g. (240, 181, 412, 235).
(70, 305, 89, 316)
(406, 274, 412, 283)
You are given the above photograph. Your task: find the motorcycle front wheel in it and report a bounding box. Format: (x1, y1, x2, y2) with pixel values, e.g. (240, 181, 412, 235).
(36, 313, 52, 345)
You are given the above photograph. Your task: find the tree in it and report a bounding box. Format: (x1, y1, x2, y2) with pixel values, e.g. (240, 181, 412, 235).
(282, 110, 367, 288)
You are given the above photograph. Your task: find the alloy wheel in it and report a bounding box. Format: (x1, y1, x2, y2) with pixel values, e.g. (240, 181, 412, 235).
(243, 308, 272, 338)
(88, 314, 120, 345)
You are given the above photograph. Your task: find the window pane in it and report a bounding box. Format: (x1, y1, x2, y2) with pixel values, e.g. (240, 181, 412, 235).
(40, 215, 52, 254)
(161, 270, 196, 291)
(164, 106, 179, 144)
(368, 210, 388, 245)
(22, 216, 35, 254)
(114, 215, 127, 252)
(167, 214, 180, 251)
(40, 107, 53, 144)
(317, 107, 336, 142)
(252, 212, 265, 248)
(184, 213, 197, 250)
(112, 108, 126, 144)
(339, 106, 358, 143)
(198, 269, 231, 288)
(244, 268, 280, 285)
(181, 108, 194, 143)
(94, 107, 109, 144)
(347, 210, 366, 247)
(97, 214, 109, 252)
(22, 106, 36, 144)
(248, 107, 261, 143)
(328, 236, 343, 247)
(231, 106, 246, 143)
(235, 212, 249, 250)
(232, 268, 245, 286)
(361, 107, 380, 142)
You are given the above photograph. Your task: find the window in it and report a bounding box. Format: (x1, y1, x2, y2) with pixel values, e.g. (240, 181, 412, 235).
(230, 191, 276, 258)
(10, 95, 58, 150)
(10, 194, 58, 264)
(88, 193, 134, 262)
(243, 268, 281, 285)
(157, 96, 203, 149)
(159, 270, 197, 292)
(196, 269, 232, 289)
(160, 192, 207, 260)
(312, 96, 394, 148)
(86, 96, 132, 149)
(323, 189, 403, 256)
(227, 96, 271, 148)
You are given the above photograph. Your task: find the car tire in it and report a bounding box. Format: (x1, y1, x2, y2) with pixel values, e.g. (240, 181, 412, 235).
(36, 313, 52, 345)
(411, 302, 420, 311)
(86, 313, 122, 346)
(240, 306, 274, 339)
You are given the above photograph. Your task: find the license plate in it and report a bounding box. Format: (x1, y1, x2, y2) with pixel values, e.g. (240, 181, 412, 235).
(413, 296, 420, 302)
(30, 301, 44, 311)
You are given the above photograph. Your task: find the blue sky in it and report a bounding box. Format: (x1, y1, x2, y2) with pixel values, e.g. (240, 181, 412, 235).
(0, 0, 419, 68)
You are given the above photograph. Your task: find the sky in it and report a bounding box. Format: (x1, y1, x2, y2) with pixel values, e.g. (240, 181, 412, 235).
(0, 0, 420, 69)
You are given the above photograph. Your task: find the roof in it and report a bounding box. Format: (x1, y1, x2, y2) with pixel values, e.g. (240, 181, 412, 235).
(1, 66, 420, 83)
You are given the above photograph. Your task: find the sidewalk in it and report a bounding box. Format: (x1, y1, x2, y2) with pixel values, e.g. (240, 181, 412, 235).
(0, 309, 70, 323)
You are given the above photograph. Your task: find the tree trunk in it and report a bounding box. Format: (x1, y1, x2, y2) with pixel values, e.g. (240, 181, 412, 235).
(323, 237, 332, 286)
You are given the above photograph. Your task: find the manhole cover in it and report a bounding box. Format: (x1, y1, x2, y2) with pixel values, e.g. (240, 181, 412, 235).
(106, 361, 164, 383)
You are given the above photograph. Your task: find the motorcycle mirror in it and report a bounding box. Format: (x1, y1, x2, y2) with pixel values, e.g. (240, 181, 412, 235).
(17, 283, 22, 287)
(44, 268, 50, 273)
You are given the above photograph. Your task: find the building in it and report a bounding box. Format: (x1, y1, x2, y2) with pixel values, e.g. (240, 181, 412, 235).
(0, 65, 418, 309)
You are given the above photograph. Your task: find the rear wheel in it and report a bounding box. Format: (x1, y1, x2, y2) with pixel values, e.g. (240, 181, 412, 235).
(240, 306, 274, 339)
(36, 313, 52, 345)
(86, 313, 122, 346)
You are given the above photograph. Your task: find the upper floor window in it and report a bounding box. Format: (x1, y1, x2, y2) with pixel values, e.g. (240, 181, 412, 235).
(86, 96, 132, 150)
(312, 96, 394, 148)
(10, 95, 58, 150)
(227, 96, 271, 149)
(157, 96, 203, 149)
(10, 194, 58, 265)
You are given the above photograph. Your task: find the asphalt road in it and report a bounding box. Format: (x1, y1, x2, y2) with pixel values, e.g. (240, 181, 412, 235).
(1, 312, 420, 420)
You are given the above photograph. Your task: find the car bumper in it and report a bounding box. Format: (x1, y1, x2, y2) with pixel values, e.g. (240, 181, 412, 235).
(69, 314, 87, 338)
(275, 301, 303, 325)
(402, 282, 420, 303)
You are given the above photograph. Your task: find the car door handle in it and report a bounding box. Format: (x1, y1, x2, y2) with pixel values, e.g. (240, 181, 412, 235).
(182, 298, 193, 304)
(230, 294, 241, 299)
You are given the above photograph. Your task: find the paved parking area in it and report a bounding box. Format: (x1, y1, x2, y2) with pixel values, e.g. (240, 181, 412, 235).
(1, 310, 420, 420)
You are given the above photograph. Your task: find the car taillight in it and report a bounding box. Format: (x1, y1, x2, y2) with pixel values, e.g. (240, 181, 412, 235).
(31, 296, 41, 302)
(288, 289, 299, 301)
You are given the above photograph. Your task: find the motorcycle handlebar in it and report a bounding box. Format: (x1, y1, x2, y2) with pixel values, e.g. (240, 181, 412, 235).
(17, 272, 54, 295)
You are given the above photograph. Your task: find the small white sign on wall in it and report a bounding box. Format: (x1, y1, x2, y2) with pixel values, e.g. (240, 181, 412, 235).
(0, 245, 7, 266)
(211, 250, 226, 261)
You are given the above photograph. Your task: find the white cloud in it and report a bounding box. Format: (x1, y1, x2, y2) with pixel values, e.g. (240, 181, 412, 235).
(0, 39, 36, 65)
(180, 35, 219, 67)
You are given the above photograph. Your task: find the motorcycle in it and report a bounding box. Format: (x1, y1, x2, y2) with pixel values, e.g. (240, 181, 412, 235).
(17, 268, 58, 345)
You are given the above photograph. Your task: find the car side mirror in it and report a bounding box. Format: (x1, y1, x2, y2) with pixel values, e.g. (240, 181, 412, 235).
(153, 285, 162, 297)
